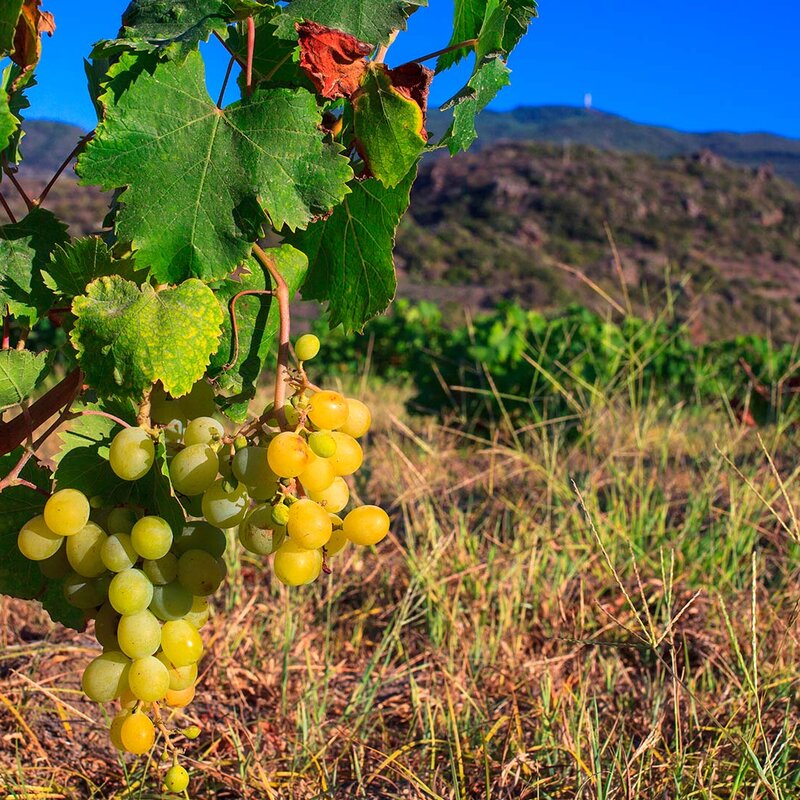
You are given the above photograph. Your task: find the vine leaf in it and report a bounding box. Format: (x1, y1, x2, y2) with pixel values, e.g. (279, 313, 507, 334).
(209, 244, 308, 422)
(9, 0, 55, 76)
(290, 168, 416, 332)
(0, 0, 24, 56)
(0, 450, 84, 630)
(0, 349, 49, 411)
(77, 52, 352, 284)
(296, 21, 372, 99)
(0, 208, 69, 323)
(71, 276, 224, 398)
(1, 63, 34, 164)
(273, 0, 427, 47)
(353, 63, 432, 187)
(0, 76, 16, 152)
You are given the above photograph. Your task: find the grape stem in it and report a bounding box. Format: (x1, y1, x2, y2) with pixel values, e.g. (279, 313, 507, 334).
(220, 288, 275, 373)
(151, 702, 180, 757)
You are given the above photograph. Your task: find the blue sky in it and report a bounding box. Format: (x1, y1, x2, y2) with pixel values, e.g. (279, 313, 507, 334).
(17, 0, 800, 138)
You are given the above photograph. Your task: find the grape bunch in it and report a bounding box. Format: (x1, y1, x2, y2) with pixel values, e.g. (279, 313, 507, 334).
(14, 333, 388, 790)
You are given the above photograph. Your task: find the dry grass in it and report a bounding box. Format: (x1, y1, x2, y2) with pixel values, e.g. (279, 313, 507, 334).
(3, 383, 800, 799)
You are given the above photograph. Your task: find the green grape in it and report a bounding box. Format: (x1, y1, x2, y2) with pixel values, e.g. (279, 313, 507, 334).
(108, 569, 154, 615)
(218, 451, 233, 479)
(44, 488, 90, 536)
(298, 453, 336, 493)
(143, 553, 178, 585)
(173, 521, 227, 558)
(177, 549, 226, 596)
(128, 655, 170, 702)
(308, 390, 349, 430)
(109, 428, 155, 481)
(101, 533, 138, 573)
(183, 416, 225, 447)
(273, 539, 323, 586)
(149, 582, 193, 621)
(94, 602, 121, 650)
(131, 516, 173, 560)
(325, 517, 348, 556)
(182, 724, 201, 740)
(239, 506, 285, 555)
(38, 543, 71, 579)
(231, 447, 279, 500)
(343, 505, 390, 546)
(295, 333, 320, 362)
(18, 516, 63, 561)
(109, 711, 130, 750)
(287, 498, 332, 550)
(63, 572, 109, 609)
(201, 479, 249, 529)
(178, 379, 216, 419)
(66, 522, 108, 578)
(169, 443, 219, 496)
(117, 609, 162, 659)
(307, 476, 350, 514)
(157, 653, 197, 691)
(267, 432, 310, 478)
(339, 398, 372, 439)
(271, 503, 290, 527)
(107, 506, 138, 535)
(308, 430, 337, 459)
(161, 620, 203, 667)
(183, 596, 210, 629)
(164, 763, 190, 793)
(120, 710, 156, 754)
(328, 432, 363, 476)
(81, 650, 130, 702)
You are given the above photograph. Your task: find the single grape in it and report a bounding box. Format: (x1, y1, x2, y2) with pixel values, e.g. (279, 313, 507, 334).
(63, 572, 109, 609)
(66, 522, 108, 578)
(169, 443, 219, 496)
(38, 543, 71, 579)
(149, 581, 193, 621)
(108, 568, 154, 615)
(201, 479, 249, 529)
(109, 428, 155, 481)
(157, 653, 198, 691)
(308, 390, 349, 430)
(178, 379, 216, 419)
(82, 650, 130, 702)
(177, 549, 226, 596)
(18, 516, 62, 561)
(164, 763, 190, 793)
(307, 476, 350, 514)
(143, 553, 178, 585)
(231, 447, 279, 500)
(218, 451, 233, 479)
(94, 602, 121, 650)
(117, 609, 162, 659)
(128, 655, 170, 702)
(101, 533, 138, 572)
(267, 432, 310, 478)
(271, 503, 290, 527)
(107, 506, 139, 535)
(183, 595, 210, 629)
(161, 620, 203, 667)
(131, 516, 173, 560)
(43, 488, 90, 536)
(182, 725, 201, 740)
(120, 710, 156, 754)
(238, 508, 285, 556)
(165, 684, 195, 708)
(273, 539, 323, 586)
(183, 416, 225, 447)
(287, 498, 332, 550)
(173, 521, 227, 558)
(343, 505, 390, 546)
(325, 525, 349, 556)
(295, 333, 320, 362)
(109, 711, 130, 750)
(328, 432, 363, 476)
(308, 430, 337, 459)
(119, 686, 138, 709)
(339, 398, 372, 439)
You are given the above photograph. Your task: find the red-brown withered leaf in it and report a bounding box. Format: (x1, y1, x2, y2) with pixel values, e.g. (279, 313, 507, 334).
(386, 62, 434, 139)
(11, 0, 54, 74)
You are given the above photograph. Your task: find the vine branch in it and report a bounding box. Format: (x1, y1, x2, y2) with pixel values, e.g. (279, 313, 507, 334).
(217, 56, 236, 108)
(221, 288, 275, 373)
(2, 157, 32, 211)
(0, 190, 16, 223)
(245, 16, 255, 97)
(37, 131, 95, 206)
(396, 38, 479, 68)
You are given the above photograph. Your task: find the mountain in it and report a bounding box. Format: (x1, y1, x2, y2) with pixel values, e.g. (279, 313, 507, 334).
(14, 119, 87, 173)
(428, 106, 800, 186)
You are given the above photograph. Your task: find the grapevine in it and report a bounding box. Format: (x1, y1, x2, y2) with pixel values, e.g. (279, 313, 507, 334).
(0, 0, 535, 790)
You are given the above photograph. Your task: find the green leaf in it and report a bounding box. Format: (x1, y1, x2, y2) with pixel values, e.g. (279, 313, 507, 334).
(290, 169, 415, 332)
(0, 208, 70, 323)
(77, 52, 352, 284)
(43, 237, 135, 300)
(0, 349, 49, 411)
(436, 0, 486, 71)
(353, 65, 426, 188)
(209, 244, 308, 421)
(0, 73, 17, 152)
(71, 276, 224, 398)
(273, 0, 427, 46)
(0, 0, 23, 56)
(0, 450, 84, 630)
(2, 64, 35, 165)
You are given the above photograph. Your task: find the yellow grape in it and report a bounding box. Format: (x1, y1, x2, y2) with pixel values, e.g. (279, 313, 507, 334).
(183, 595, 210, 629)
(177, 549, 226, 596)
(326, 525, 349, 556)
(109, 428, 156, 481)
(44, 488, 90, 536)
(109, 711, 130, 750)
(307, 476, 350, 514)
(339, 398, 372, 439)
(201, 479, 249, 528)
(66, 521, 108, 577)
(81, 650, 130, 702)
(131, 516, 173, 560)
(18, 515, 63, 561)
(120, 711, 156, 755)
(295, 333, 320, 362)
(119, 687, 138, 709)
(128, 655, 170, 702)
(343, 505, 390, 546)
(328, 432, 363, 476)
(273, 539, 323, 586)
(161, 620, 203, 667)
(267, 432, 310, 478)
(109, 568, 154, 615)
(287, 498, 332, 550)
(165, 684, 195, 708)
(164, 764, 190, 793)
(307, 390, 349, 430)
(169, 443, 219, 496)
(298, 452, 336, 493)
(157, 653, 197, 691)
